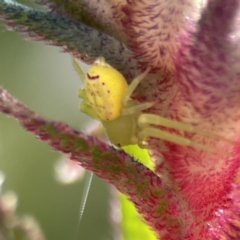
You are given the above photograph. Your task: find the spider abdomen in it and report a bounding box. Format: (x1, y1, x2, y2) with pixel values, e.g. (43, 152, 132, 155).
(85, 61, 128, 121)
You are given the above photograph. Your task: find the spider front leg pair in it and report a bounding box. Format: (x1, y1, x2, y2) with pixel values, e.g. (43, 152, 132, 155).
(73, 57, 228, 153)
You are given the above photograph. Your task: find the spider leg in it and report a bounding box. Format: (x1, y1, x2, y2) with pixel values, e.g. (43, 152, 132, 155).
(80, 100, 100, 120)
(72, 57, 85, 82)
(121, 101, 155, 115)
(78, 88, 87, 99)
(122, 67, 151, 107)
(138, 127, 216, 152)
(138, 114, 232, 143)
(78, 88, 99, 119)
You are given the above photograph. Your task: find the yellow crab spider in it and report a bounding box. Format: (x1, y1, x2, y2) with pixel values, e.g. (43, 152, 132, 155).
(73, 57, 229, 152)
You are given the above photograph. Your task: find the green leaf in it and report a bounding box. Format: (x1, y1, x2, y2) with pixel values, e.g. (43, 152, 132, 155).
(121, 145, 157, 240)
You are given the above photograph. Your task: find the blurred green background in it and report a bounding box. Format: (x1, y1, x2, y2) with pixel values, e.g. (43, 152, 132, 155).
(0, 7, 113, 239)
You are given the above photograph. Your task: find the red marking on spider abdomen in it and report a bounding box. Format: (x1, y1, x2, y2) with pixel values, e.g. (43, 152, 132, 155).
(87, 73, 99, 80)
